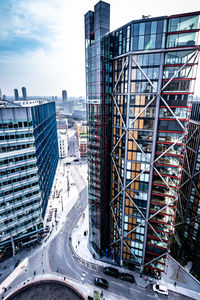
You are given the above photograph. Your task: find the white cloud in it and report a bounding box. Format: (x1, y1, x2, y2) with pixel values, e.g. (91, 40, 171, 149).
(0, 0, 200, 97)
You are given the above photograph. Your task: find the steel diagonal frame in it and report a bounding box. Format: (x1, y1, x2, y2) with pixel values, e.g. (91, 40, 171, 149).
(127, 50, 198, 132)
(113, 131, 186, 204)
(110, 131, 182, 246)
(110, 49, 199, 267)
(124, 190, 168, 245)
(111, 155, 123, 186)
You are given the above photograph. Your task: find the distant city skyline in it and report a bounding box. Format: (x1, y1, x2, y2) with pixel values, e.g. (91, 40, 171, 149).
(0, 0, 199, 97)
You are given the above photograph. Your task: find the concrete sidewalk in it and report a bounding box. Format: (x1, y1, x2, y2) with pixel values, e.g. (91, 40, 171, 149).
(161, 255, 200, 300)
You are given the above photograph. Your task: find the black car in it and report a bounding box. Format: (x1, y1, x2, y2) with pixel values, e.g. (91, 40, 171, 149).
(120, 273, 135, 283)
(103, 267, 119, 278)
(94, 277, 109, 289)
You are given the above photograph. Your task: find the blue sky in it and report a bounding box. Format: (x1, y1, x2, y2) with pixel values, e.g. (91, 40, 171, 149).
(0, 0, 199, 97)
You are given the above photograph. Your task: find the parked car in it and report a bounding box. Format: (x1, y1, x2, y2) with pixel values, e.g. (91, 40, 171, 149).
(120, 273, 135, 283)
(103, 267, 119, 278)
(153, 284, 168, 296)
(94, 277, 109, 289)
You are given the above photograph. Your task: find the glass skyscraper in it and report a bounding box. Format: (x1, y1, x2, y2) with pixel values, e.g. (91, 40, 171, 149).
(0, 101, 59, 260)
(85, 1, 200, 274)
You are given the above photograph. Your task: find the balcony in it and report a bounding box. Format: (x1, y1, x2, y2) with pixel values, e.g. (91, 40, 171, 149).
(156, 156, 180, 167)
(152, 187, 175, 197)
(157, 136, 185, 144)
(154, 166, 180, 177)
(147, 262, 166, 271)
(150, 205, 175, 216)
(148, 230, 169, 242)
(153, 223, 173, 234)
(152, 177, 179, 187)
(151, 197, 175, 206)
(150, 214, 174, 225)
(156, 144, 184, 156)
(147, 239, 168, 249)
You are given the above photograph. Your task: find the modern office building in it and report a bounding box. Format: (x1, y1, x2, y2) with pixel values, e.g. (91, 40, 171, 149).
(85, 1, 200, 274)
(62, 90, 67, 103)
(0, 101, 59, 260)
(14, 89, 19, 101)
(174, 100, 200, 280)
(22, 87, 27, 100)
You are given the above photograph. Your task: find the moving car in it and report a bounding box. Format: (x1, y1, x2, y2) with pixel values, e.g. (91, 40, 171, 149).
(103, 267, 119, 278)
(153, 284, 168, 296)
(94, 277, 109, 289)
(120, 273, 135, 283)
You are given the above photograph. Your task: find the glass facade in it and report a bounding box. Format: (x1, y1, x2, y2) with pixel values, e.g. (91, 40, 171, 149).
(85, 1, 200, 273)
(31, 102, 59, 217)
(85, 1, 112, 256)
(0, 102, 58, 260)
(175, 100, 200, 280)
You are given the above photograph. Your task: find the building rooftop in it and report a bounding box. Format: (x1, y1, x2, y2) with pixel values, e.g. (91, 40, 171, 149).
(5, 279, 86, 300)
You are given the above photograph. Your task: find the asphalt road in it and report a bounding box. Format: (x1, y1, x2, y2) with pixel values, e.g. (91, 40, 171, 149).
(48, 185, 193, 300)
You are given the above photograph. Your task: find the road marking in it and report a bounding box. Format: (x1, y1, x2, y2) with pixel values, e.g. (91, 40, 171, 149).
(110, 281, 124, 287)
(130, 287, 142, 293)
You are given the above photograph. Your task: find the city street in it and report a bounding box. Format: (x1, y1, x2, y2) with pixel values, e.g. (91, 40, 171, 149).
(0, 129, 198, 300)
(48, 182, 193, 300)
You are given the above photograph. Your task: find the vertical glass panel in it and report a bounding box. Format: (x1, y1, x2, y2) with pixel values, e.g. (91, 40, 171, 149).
(155, 33, 162, 48)
(137, 55, 143, 66)
(144, 35, 151, 50)
(133, 36, 138, 50)
(149, 54, 154, 65)
(145, 22, 151, 35)
(139, 23, 145, 35)
(157, 20, 164, 33)
(138, 36, 144, 50)
(143, 54, 148, 66)
(149, 34, 156, 49)
(133, 23, 139, 36)
(169, 18, 179, 32)
(163, 20, 167, 32)
(151, 21, 157, 34)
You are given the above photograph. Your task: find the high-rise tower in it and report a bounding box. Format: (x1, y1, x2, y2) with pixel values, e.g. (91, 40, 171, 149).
(62, 90, 67, 103)
(85, 1, 200, 274)
(22, 87, 27, 100)
(14, 89, 19, 100)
